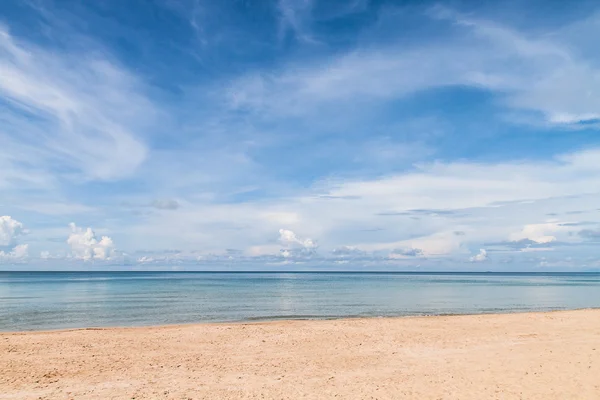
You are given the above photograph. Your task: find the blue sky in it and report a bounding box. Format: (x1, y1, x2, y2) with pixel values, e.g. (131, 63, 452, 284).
(1, 0, 600, 270)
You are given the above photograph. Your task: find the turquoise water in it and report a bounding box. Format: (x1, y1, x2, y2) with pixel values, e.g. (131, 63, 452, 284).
(1, 272, 600, 331)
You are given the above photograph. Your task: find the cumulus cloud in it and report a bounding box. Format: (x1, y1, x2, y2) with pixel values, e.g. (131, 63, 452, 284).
(67, 223, 115, 261)
(0, 216, 28, 262)
(12, 244, 28, 258)
(0, 216, 26, 247)
(278, 228, 317, 258)
(279, 229, 316, 248)
(0, 244, 28, 261)
(509, 223, 571, 244)
(470, 249, 488, 262)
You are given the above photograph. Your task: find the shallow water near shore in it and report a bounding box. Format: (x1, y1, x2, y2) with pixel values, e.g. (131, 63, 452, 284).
(1, 271, 600, 331)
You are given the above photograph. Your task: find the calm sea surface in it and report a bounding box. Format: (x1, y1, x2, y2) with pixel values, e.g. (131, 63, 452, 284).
(1, 272, 600, 331)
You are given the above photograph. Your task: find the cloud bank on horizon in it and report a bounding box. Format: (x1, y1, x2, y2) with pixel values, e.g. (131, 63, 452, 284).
(1, 0, 600, 270)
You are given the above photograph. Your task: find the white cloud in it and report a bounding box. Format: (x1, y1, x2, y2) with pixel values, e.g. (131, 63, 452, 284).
(357, 231, 462, 257)
(0, 216, 28, 262)
(67, 223, 115, 261)
(470, 249, 488, 262)
(6, 5, 600, 269)
(389, 248, 424, 258)
(279, 228, 316, 248)
(11, 244, 28, 258)
(520, 247, 554, 253)
(0, 244, 28, 261)
(114, 146, 600, 263)
(277, 0, 316, 44)
(0, 25, 155, 188)
(549, 113, 600, 124)
(278, 228, 317, 257)
(509, 222, 573, 244)
(331, 245, 365, 257)
(225, 6, 600, 130)
(0, 216, 25, 247)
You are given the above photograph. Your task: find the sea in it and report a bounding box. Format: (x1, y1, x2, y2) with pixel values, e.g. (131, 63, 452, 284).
(1, 271, 600, 331)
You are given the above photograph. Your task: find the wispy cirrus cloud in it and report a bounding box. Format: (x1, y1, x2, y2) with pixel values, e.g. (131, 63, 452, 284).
(0, 24, 156, 186)
(277, 0, 317, 44)
(225, 5, 600, 130)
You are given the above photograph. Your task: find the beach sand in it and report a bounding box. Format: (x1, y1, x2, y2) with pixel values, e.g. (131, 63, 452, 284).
(1, 309, 599, 399)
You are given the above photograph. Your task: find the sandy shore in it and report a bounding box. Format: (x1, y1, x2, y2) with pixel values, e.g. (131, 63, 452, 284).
(1, 310, 599, 399)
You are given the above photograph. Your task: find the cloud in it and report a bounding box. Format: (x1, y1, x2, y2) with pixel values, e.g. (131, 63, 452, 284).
(350, 229, 463, 257)
(12, 244, 29, 258)
(277, 0, 316, 44)
(67, 223, 115, 261)
(0, 244, 29, 262)
(559, 221, 598, 227)
(151, 199, 180, 210)
(0, 216, 28, 262)
(377, 209, 459, 217)
(389, 248, 424, 258)
(5, 3, 600, 270)
(487, 238, 542, 250)
(428, 6, 600, 128)
(118, 146, 600, 263)
(279, 228, 317, 249)
(578, 229, 600, 240)
(520, 246, 555, 253)
(0, 216, 25, 247)
(225, 5, 600, 131)
(0, 24, 155, 188)
(331, 245, 365, 257)
(470, 249, 488, 262)
(12, 202, 96, 216)
(509, 223, 572, 244)
(278, 228, 317, 258)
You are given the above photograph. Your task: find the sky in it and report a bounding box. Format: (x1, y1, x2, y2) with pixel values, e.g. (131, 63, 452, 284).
(1, 0, 600, 271)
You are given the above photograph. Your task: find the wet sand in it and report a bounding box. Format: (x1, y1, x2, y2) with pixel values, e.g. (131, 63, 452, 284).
(2, 309, 599, 399)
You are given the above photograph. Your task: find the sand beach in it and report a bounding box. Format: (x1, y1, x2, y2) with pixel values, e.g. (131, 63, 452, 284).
(1, 309, 599, 399)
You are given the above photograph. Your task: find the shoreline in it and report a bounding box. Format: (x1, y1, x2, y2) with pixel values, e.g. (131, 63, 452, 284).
(3, 307, 598, 334)
(2, 309, 599, 399)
